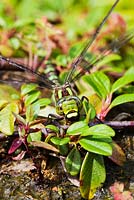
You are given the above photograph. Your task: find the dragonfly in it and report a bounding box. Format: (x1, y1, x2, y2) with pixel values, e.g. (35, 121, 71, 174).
(0, 0, 133, 120)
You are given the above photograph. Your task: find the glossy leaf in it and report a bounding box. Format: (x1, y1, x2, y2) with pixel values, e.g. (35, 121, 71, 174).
(38, 105, 57, 117)
(56, 54, 68, 66)
(59, 144, 69, 155)
(66, 121, 89, 136)
(31, 103, 40, 120)
(65, 147, 82, 176)
(110, 94, 134, 109)
(26, 104, 40, 122)
(89, 94, 102, 114)
(0, 100, 8, 110)
(83, 72, 110, 99)
(0, 102, 19, 135)
(79, 136, 113, 156)
(68, 43, 83, 59)
(26, 105, 34, 122)
(8, 138, 23, 154)
(67, 122, 115, 139)
(21, 84, 38, 96)
(0, 84, 20, 101)
(125, 67, 134, 76)
(27, 131, 42, 143)
(50, 137, 70, 145)
(34, 98, 51, 107)
(46, 124, 59, 133)
(111, 73, 134, 93)
(12, 112, 26, 125)
(25, 90, 41, 106)
(83, 100, 96, 121)
(81, 124, 115, 137)
(80, 152, 106, 199)
(96, 54, 121, 67)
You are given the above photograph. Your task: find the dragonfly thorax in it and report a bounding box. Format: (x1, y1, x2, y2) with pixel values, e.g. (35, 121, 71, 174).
(54, 85, 82, 119)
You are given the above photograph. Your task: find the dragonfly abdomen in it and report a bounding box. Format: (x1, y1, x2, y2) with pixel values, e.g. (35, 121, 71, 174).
(44, 62, 59, 85)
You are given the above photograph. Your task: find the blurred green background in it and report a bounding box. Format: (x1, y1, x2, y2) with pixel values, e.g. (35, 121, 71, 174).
(0, 0, 134, 69)
(0, 0, 134, 40)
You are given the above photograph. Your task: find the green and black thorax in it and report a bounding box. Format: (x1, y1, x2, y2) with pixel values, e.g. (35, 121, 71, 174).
(44, 61, 82, 119)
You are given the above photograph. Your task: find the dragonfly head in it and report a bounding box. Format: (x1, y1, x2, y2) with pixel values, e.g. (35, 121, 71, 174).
(54, 85, 82, 119)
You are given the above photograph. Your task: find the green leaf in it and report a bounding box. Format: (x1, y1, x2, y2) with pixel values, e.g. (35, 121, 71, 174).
(27, 131, 42, 142)
(12, 112, 26, 125)
(56, 54, 68, 66)
(59, 144, 69, 155)
(81, 124, 115, 137)
(65, 147, 82, 176)
(10, 37, 20, 50)
(67, 122, 115, 138)
(110, 94, 134, 109)
(31, 103, 40, 120)
(0, 84, 20, 101)
(46, 124, 59, 133)
(68, 43, 83, 59)
(79, 136, 113, 156)
(125, 67, 134, 76)
(21, 84, 38, 96)
(50, 137, 70, 145)
(96, 54, 121, 67)
(38, 105, 57, 118)
(90, 135, 112, 143)
(25, 90, 41, 106)
(80, 152, 106, 199)
(83, 72, 110, 99)
(0, 100, 8, 110)
(26, 103, 40, 122)
(66, 121, 89, 136)
(0, 102, 19, 135)
(111, 74, 134, 93)
(35, 98, 51, 107)
(83, 100, 96, 121)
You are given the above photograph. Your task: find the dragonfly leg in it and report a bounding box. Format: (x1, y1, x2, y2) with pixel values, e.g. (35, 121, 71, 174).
(81, 96, 89, 103)
(45, 113, 64, 126)
(48, 113, 64, 121)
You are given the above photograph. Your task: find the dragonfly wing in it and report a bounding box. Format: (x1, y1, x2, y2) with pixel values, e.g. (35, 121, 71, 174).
(65, 0, 120, 83)
(0, 70, 48, 89)
(0, 55, 56, 89)
(71, 31, 134, 82)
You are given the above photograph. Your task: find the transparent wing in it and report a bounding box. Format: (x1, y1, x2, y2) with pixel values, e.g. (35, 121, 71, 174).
(71, 32, 134, 82)
(65, 0, 119, 83)
(0, 55, 56, 89)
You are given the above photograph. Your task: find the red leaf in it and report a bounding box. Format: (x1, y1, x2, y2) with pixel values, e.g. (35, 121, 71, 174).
(8, 138, 23, 154)
(109, 182, 133, 200)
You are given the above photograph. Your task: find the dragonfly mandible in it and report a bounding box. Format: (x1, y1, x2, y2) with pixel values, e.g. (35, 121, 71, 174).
(0, 0, 133, 120)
